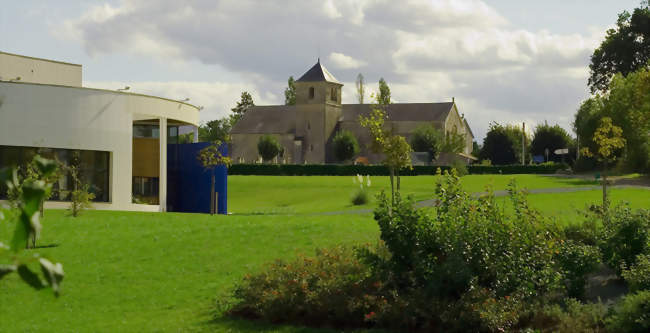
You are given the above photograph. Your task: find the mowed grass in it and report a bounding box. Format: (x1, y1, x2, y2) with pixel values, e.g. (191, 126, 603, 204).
(0, 174, 646, 332)
(228, 174, 598, 214)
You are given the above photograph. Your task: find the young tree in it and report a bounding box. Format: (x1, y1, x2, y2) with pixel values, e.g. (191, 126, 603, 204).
(377, 78, 391, 105)
(588, 3, 650, 93)
(64, 153, 95, 217)
(580, 117, 626, 212)
(284, 76, 296, 105)
(410, 124, 442, 158)
(198, 141, 232, 215)
(531, 122, 573, 162)
(257, 135, 282, 162)
(230, 91, 255, 125)
(355, 73, 365, 104)
(332, 130, 360, 162)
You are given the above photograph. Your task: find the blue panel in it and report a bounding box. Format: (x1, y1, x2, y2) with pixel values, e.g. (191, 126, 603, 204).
(167, 142, 228, 214)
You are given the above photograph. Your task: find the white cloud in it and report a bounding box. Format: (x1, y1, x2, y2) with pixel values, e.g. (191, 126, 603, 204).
(60, 0, 607, 140)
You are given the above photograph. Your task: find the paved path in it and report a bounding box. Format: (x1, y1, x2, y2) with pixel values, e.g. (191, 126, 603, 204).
(317, 184, 650, 216)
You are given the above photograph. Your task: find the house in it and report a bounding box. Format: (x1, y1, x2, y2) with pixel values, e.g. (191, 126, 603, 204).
(231, 60, 475, 164)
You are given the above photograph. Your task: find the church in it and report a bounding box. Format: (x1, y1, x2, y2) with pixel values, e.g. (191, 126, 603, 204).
(231, 60, 474, 165)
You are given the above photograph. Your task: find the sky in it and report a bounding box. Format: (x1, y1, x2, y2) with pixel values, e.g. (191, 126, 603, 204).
(0, 0, 643, 141)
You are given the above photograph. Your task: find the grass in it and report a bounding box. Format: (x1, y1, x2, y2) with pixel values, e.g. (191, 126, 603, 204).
(228, 174, 598, 214)
(0, 174, 647, 332)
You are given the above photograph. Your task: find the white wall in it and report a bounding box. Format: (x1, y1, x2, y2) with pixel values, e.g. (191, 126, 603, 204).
(0, 52, 82, 87)
(0, 82, 199, 211)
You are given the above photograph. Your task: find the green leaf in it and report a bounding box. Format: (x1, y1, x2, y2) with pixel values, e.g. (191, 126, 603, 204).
(0, 264, 17, 280)
(11, 212, 29, 252)
(33, 155, 58, 177)
(39, 258, 64, 296)
(17, 264, 44, 290)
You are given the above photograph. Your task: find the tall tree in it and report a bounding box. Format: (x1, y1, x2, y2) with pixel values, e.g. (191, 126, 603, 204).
(588, 3, 650, 93)
(531, 122, 573, 162)
(377, 78, 391, 105)
(198, 118, 232, 143)
(284, 76, 296, 105)
(479, 122, 528, 165)
(355, 73, 365, 104)
(231, 91, 255, 124)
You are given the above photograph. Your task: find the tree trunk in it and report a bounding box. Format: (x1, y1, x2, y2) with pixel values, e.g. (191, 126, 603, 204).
(396, 168, 401, 192)
(389, 167, 395, 206)
(210, 172, 216, 215)
(602, 162, 608, 212)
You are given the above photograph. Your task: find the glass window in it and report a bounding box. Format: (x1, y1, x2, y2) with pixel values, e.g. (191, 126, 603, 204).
(133, 125, 160, 138)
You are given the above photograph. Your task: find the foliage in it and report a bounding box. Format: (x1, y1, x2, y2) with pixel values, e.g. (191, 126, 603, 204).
(623, 254, 650, 292)
(449, 159, 468, 176)
(377, 78, 391, 105)
(230, 91, 255, 125)
(198, 118, 233, 143)
(60, 153, 94, 217)
(441, 126, 467, 154)
(257, 135, 283, 162)
(556, 240, 601, 298)
(527, 299, 608, 333)
(480, 122, 529, 165)
(0, 156, 64, 296)
(198, 140, 232, 170)
(355, 73, 365, 104)
(332, 130, 360, 162)
(606, 290, 650, 333)
(410, 124, 441, 157)
(351, 174, 371, 205)
(588, 3, 650, 93)
(472, 141, 480, 157)
(531, 122, 573, 162)
(598, 205, 650, 274)
(284, 76, 296, 105)
(573, 97, 604, 165)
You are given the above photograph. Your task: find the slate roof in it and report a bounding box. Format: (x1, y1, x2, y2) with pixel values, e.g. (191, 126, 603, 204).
(296, 60, 342, 84)
(341, 103, 454, 122)
(230, 105, 296, 134)
(464, 118, 474, 138)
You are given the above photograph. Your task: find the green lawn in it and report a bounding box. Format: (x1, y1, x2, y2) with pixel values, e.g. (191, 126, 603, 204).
(228, 174, 598, 214)
(1, 175, 647, 332)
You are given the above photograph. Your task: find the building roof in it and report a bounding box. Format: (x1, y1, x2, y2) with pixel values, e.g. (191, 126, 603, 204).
(296, 60, 341, 84)
(230, 105, 296, 134)
(463, 117, 474, 138)
(341, 102, 454, 122)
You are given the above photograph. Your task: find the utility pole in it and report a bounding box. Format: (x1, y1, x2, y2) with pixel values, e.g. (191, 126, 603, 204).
(522, 122, 526, 165)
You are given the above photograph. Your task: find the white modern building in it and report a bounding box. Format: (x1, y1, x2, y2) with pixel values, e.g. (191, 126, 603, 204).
(0, 51, 201, 212)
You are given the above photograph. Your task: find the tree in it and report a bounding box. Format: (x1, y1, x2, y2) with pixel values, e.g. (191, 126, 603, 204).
(440, 127, 466, 154)
(588, 3, 650, 93)
(198, 141, 232, 215)
(199, 118, 233, 143)
(284, 76, 296, 106)
(231, 91, 255, 124)
(377, 78, 391, 105)
(332, 130, 360, 162)
(580, 117, 626, 212)
(63, 152, 94, 217)
(472, 141, 480, 157)
(359, 94, 412, 204)
(531, 122, 573, 163)
(257, 135, 282, 162)
(410, 124, 442, 157)
(355, 73, 365, 104)
(480, 122, 520, 165)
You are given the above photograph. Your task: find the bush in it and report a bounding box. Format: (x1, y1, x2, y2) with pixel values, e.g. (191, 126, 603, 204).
(257, 135, 282, 162)
(607, 290, 650, 333)
(449, 159, 468, 176)
(351, 174, 371, 206)
(599, 206, 650, 274)
(556, 240, 601, 298)
(410, 124, 441, 156)
(332, 130, 360, 162)
(525, 299, 607, 333)
(622, 254, 650, 292)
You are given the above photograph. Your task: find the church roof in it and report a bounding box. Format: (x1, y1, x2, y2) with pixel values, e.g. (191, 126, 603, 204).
(341, 102, 455, 122)
(230, 105, 296, 134)
(296, 60, 341, 84)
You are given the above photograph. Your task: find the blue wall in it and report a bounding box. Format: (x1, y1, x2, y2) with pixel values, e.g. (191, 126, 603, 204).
(167, 142, 228, 214)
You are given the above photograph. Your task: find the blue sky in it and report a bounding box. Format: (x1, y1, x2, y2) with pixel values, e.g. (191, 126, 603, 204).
(0, 0, 643, 141)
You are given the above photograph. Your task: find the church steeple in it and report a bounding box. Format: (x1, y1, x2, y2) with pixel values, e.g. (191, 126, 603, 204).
(296, 60, 341, 84)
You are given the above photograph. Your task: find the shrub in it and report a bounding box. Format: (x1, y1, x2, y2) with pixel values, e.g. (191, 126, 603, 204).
(607, 290, 650, 333)
(332, 130, 360, 162)
(449, 159, 468, 176)
(599, 206, 650, 274)
(410, 124, 441, 156)
(622, 254, 650, 292)
(525, 299, 607, 332)
(556, 240, 601, 298)
(350, 174, 371, 206)
(257, 135, 282, 162)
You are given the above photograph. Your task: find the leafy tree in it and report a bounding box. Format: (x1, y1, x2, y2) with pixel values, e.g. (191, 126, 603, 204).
(284, 76, 296, 105)
(581, 117, 626, 211)
(257, 135, 282, 162)
(410, 124, 441, 157)
(479, 122, 527, 165)
(230, 91, 255, 124)
(199, 118, 232, 143)
(588, 3, 650, 93)
(440, 126, 466, 154)
(198, 141, 232, 215)
(377, 78, 391, 105)
(574, 97, 605, 157)
(359, 94, 412, 204)
(472, 141, 480, 157)
(178, 132, 194, 144)
(332, 130, 360, 162)
(355, 73, 365, 104)
(0, 157, 64, 296)
(531, 122, 573, 162)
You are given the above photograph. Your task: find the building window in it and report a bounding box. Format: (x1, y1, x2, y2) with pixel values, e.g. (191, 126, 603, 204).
(0, 145, 110, 202)
(307, 121, 310, 130)
(309, 87, 315, 99)
(132, 176, 159, 204)
(330, 87, 337, 101)
(133, 124, 159, 138)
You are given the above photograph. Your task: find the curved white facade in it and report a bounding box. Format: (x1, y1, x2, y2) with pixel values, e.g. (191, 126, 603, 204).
(0, 81, 200, 211)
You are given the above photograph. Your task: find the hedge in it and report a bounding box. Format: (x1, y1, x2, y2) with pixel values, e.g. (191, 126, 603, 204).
(228, 163, 569, 176)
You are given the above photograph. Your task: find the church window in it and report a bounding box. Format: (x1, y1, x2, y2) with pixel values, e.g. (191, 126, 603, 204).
(330, 87, 337, 101)
(309, 87, 315, 99)
(307, 121, 310, 130)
